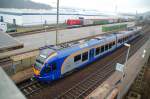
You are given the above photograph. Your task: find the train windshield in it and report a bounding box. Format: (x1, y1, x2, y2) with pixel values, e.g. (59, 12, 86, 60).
(34, 54, 47, 70)
(34, 48, 57, 70)
(36, 54, 47, 64)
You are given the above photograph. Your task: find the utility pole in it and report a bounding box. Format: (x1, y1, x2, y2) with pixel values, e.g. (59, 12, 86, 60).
(124, 43, 131, 67)
(114, 0, 118, 14)
(56, 0, 59, 45)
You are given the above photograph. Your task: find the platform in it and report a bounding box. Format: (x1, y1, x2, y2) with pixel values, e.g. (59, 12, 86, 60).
(0, 67, 26, 99)
(0, 32, 23, 53)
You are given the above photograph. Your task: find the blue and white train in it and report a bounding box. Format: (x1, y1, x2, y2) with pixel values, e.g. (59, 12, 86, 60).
(33, 27, 141, 82)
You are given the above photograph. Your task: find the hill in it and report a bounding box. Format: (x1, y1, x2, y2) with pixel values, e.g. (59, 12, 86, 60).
(0, 0, 52, 9)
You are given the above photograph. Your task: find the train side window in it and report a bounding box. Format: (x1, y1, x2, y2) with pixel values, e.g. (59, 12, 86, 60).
(74, 54, 81, 62)
(95, 47, 100, 55)
(51, 62, 57, 71)
(44, 66, 51, 73)
(82, 52, 88, 61)
(112, 42, 114, 46)
(109, 43, 112, 49)
(112, 41, 115, 46)
(105, 44, 109, 50)
(101, 46, 105, 53)
(118, 39, 121, 43)
(110, 42, 113, 48)
(120, 39, 122, 43)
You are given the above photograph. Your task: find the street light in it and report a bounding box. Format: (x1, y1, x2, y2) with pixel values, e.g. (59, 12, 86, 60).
(124, 43, 131, 67)
(121, 43, 131, 79)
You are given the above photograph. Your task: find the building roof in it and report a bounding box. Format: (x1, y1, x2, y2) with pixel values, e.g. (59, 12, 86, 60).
(0, 32, 23, 53)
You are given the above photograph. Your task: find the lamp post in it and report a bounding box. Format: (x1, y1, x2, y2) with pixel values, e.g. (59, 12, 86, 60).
(124, 43, 131, 67)
(56, 0, 59, 45)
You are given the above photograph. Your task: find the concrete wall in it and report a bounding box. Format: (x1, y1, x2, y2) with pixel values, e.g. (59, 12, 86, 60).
(11, 50, 39, 73)
(2, 50, 39, 76)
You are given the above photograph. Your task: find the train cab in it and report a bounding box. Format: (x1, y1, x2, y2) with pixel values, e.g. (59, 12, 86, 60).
(33, 48, 59, 82)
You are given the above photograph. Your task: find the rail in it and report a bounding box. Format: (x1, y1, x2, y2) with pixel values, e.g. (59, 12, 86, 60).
(18, 80, 47, 97)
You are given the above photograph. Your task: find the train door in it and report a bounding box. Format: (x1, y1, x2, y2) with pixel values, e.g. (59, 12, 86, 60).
(49, 62, 59, 80)
(89, 48, 95, 60)
(44, 62, 59, 80)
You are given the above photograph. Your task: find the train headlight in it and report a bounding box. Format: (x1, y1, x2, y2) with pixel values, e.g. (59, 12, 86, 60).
(33, 67, 40, 76)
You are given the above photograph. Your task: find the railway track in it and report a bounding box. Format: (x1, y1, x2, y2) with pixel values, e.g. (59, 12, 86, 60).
(8, 24, 83, 37)
(9, 26, 59, 37)
(8, 22, 130, 37)
(18, 80, 47, 97)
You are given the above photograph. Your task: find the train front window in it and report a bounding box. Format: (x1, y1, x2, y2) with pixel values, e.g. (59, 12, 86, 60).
(44, 66, 51, 73)
(44, 62, 57, 73)
(51, 62, 57, 71)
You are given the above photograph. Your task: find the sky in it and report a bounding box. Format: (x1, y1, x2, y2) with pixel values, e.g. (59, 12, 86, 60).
(32, 0, 150, 13)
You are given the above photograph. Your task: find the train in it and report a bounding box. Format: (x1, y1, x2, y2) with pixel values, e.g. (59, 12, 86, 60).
(66, 18, 133, 26)
(0, 22, 17, 33)
(32, 27, 141, 82)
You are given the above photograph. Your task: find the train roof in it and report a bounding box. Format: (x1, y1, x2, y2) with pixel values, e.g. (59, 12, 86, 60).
(40, 33, 116, 52)
(39, 29, 140, 57)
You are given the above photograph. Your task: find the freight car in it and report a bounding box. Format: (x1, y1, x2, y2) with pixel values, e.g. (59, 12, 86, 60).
(33, 27, 141, 82)
(66, 18, 120, 26)
(66, 19, 81, 25)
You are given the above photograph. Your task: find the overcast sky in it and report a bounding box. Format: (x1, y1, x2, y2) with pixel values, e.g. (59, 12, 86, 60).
(32, 0, 150, 13)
